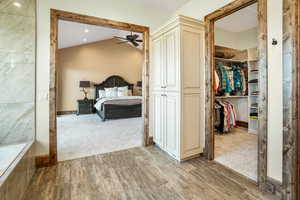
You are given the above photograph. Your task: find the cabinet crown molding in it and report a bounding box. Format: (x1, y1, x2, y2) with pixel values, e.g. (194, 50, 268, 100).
(151, 15, 204, 39)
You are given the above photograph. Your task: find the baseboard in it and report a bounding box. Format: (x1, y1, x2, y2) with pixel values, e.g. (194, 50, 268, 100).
(236, 120, 248, 128)
(35, 155, 51, 168)
(265, 177, 283, 198)
(57, 110, 76, 115)
(147, 136, 154, 146)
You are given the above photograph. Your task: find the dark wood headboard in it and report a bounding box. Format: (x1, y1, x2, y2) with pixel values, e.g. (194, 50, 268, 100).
(94, 75, 134, 99)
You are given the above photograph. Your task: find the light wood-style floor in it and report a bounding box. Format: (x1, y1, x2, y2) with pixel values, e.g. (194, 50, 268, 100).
(24, 146, 278, 200)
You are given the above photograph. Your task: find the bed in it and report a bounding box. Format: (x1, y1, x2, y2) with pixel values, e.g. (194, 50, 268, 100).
(94, 76, 142, 121)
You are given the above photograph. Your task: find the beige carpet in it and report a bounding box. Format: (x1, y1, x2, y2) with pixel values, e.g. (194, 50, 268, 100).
(215, 128, 257, 181)
(57, 114, 143, 161)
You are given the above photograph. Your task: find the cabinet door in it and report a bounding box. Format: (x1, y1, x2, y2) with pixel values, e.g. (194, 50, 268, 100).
(165, 93, 179, 157)
(182, 94, 202, 158)
(164, 29, 179, 91)
(152, 37, 164, 91)
(152, 92, 164, 148)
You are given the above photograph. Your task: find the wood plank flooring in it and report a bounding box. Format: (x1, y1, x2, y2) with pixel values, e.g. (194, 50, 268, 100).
(24, 146, 278, 200)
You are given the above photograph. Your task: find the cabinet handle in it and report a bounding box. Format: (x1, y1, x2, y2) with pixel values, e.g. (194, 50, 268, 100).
(161, 94, 167, 97)
(161, 86, 167, 88)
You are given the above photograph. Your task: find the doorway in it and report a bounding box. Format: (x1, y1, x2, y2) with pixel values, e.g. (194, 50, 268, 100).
(56, 19, 145, 161)
(213, 3, 259, 181)
(49, 9, 150, 165)
(204, 0, 268, 189)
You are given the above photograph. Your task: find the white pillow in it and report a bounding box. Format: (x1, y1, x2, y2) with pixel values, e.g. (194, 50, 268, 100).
(117, 86, 128, 97)
(105, 87, 118, 97)
(98, 90, 105, 99)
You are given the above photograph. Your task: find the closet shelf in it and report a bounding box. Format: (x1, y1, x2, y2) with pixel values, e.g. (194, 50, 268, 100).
(214, 57, 247, 63)
(215, 96, 248, 99)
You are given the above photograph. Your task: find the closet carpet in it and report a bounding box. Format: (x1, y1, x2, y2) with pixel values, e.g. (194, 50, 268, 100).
(215, 128, 257, 181)
(24, 146, 277, 200)
(57, 114, 143, 161)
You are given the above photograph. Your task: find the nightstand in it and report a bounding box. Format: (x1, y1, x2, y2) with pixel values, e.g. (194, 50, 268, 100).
(77, 99, 94, 115)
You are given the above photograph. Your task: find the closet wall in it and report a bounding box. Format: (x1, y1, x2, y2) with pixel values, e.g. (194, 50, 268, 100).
(215, 27, 258, 50)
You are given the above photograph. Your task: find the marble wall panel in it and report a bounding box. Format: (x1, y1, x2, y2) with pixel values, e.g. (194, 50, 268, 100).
(0, 13, 35, 53)
(0, 0, 36, 145)
(0, 103, 34, 145)
(0, 62, 35, 103)
(0, 0, 35, 17)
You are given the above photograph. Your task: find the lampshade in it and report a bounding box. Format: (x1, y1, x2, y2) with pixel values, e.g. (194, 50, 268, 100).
(137, 81, 142, 87)
(79, 81, 90, 88)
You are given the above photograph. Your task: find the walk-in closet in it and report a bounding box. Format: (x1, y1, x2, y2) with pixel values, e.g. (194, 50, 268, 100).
(213, 3, 258, 181)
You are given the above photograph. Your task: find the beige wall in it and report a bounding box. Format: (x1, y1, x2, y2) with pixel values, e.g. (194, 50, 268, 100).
(57, 38, 143, 112)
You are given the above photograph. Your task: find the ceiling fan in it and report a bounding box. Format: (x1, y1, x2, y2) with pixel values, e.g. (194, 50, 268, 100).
(114, 32, 143, 47)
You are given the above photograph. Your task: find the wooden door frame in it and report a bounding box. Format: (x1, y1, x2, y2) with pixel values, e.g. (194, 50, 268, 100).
(49, 9, 150, 165)
(204, 0, 268, 190)
(282, 0, 300, 199)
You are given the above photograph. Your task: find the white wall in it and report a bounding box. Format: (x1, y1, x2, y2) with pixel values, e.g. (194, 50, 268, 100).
(215, 27, 258, 50)
(173, 0, 283, 182)
(36, 0, 175, 155)
(238, 28, 258, 50)
(215, 28, 240, 49)
(267, 0, 283, 182)
(174, 0, 234, 20)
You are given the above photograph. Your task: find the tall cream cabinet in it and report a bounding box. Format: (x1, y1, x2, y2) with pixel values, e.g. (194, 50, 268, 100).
(150, 15, 205, 161)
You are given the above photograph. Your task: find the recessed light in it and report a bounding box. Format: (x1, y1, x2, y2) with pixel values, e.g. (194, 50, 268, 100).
(83, 38, 87, 42)
(13, 2, 22, 8)
(84, 29, 89, 33)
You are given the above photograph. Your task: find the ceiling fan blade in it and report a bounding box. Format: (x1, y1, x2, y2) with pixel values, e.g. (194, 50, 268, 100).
(135, 40, 143, 42)
(131, 41, 139, 47)
(117, 41, 128, 44)
(114, 36, 127, 40)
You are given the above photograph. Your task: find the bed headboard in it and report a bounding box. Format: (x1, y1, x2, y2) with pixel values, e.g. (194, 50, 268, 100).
(94, 75, 134, 99)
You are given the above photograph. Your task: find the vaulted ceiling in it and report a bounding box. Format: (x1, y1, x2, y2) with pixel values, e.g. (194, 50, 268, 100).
(58, 0, 190, 49)
(58, 20, 143, 49)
